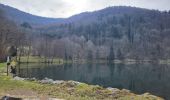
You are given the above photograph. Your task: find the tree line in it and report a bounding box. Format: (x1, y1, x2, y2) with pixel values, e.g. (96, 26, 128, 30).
(1, 7, 170, 62)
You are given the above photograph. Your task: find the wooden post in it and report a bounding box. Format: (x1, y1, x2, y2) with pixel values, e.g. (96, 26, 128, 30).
(6, 56, 10, 76)
(7, 64, 9, 76)
(7, 65, 8, 76)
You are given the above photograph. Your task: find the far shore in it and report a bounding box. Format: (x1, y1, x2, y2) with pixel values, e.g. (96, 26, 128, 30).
(14, 56, 170, 65)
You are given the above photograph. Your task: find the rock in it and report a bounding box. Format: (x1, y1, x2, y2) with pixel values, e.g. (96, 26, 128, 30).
(62, 81, 82, 87)
(39, 77, 66, 84)
(1, 96, 22, 100)
(143, 92, 151, 95)
(13, 76, 25, 81)
(25, 77, 37, 81)
(67, 81, 81, 86)
(122, 89, 130, 93)
(143, 92, 154, 98)
(39, 79, 81, 86)
(53, 80, 64, 84)
(40, 77, 54, 84)
(13, 76, 81, 86)
(107, 87, 120, 93)
(49, 98, 64, 100)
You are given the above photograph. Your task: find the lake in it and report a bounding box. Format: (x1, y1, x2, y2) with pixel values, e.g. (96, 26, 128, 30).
(17, 63, 170, 99)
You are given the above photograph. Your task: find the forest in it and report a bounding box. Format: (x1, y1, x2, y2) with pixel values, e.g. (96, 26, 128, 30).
(0, 5, 170, 62)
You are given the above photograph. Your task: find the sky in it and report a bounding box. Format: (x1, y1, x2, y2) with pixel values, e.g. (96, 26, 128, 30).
(0, 0, 170, 18)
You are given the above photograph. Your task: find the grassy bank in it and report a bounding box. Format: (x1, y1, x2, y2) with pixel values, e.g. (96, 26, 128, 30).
(0, 76, 163, 100)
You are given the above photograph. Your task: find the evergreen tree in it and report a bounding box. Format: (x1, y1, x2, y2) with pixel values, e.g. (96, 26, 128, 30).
(108, 45, 115, 62)
(117, 48, 124, 60)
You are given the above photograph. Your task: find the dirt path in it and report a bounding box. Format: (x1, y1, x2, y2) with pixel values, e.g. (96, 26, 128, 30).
(0, 89, 64, 100)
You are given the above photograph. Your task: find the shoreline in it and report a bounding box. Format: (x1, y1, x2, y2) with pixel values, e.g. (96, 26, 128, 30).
(17, 56, 170, 64)
(0, 75, 164, 100)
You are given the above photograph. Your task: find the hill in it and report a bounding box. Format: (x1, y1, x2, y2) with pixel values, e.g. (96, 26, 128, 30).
(1, 4, 170, 60)
(36, 6, 170, 60)
(0, 4, 64, 26)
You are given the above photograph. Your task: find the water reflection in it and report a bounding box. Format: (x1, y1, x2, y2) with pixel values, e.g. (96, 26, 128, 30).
(18, 63, 170, 99)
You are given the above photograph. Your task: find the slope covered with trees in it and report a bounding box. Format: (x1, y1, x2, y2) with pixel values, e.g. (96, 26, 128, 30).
(0, 8, 25, 61)
(36, 6, 170, 61)
(1, 5, 170, 62)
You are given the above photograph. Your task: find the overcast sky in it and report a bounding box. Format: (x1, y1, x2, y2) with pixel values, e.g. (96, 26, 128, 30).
(0, 0, 170, 18)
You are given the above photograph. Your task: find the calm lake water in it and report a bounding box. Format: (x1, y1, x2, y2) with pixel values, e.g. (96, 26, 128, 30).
(17, 63, 170, 99)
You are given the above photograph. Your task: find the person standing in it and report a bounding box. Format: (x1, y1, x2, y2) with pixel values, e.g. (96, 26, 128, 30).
(10, 66, 16, 77)
(10, 60, 17, 77)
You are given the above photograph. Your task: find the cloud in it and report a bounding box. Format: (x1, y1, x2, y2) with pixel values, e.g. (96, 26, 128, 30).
(0, 0, 170, 18)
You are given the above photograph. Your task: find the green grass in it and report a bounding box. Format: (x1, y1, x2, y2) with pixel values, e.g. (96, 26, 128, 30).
(0, 63, 5, 68)
(0, 76, 39, 91)
(0, 63, 6, 74)
(18, 56, 64, 64)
